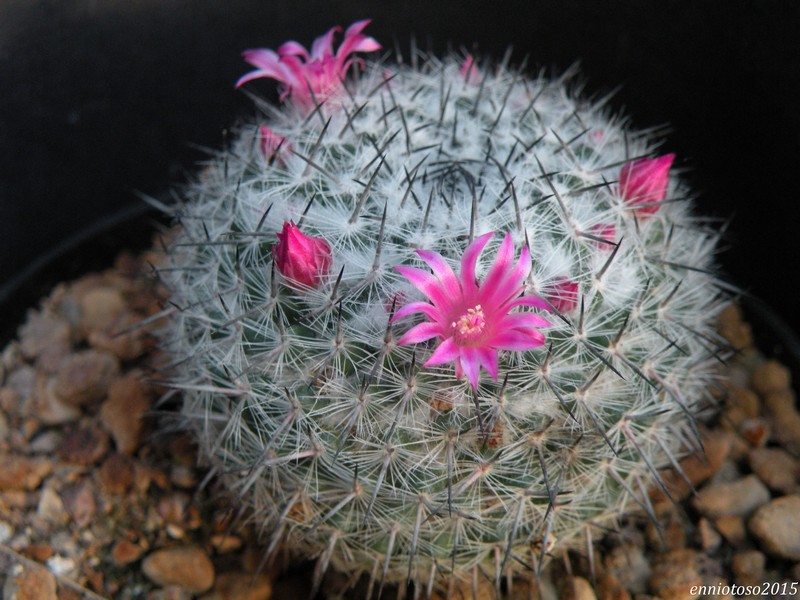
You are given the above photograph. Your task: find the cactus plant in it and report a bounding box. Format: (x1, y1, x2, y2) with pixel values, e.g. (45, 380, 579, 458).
(159, 20, 729, 595)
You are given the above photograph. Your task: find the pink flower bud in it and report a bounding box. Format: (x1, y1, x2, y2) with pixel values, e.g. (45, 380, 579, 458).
(259, 126, 290, 165)
(619, 153, 675, 216)
(273, 221, 332, 287)
(546, 277, 579, 313)
(460, 54, 480, 85)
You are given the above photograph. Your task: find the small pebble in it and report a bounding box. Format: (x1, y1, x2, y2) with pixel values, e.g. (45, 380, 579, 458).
(714, 515, 747, 548)
(749, 495, 800, 560)
(56, 423, 109, 466)
(749, 447, 800, 494)
(726, 386, 761, 419)
(25, 375, 81, 425)
(692, 474, 770, 519)
(561, 576, 597, 600)
(751, 360, 791, 396)
(141, 545, 215, 593)
(0, 455, 52, 491)
(594, 572, 631, 600)
(18, 311, 71, 361)
(648, 549, 703, 600)
(698, 517, 722, 551)
(97, 453, 135, 495)
(78, 286, 126, 334)
(60, 479, 97, 528)
(55, 350, 119, 406)
(210, 534, 243, 554)
(201, 572, 272, 600)
(656, 430, 731, 502)
(112, 539, 144, 566)
(35, 484, 68, 527)
(2, 562, 57, 600)
(731, 550, 766, 587)
(100, 372, 152, 454)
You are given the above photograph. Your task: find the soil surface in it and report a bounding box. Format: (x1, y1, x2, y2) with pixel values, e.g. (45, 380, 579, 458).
(1, 246, 799, 599)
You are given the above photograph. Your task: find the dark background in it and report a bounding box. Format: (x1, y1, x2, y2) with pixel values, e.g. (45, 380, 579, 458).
(1, 1, 799, 336)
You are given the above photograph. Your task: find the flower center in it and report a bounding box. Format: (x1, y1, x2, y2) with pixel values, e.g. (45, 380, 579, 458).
(452, 305, 487, 344)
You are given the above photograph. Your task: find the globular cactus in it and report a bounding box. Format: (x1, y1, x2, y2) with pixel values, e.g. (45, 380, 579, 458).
(159, 19, 729, 595)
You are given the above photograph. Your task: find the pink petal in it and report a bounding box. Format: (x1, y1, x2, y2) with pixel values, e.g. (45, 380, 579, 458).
(480, 244, 532, 309)
(490, 329, 546, 351)
(482, 233, 515, 294)
(394, 266, 451, 309)
(476, 348, 499, 381)
(424, 337, 460, 366)
(507, 294, 552, 312)
(498, 313, 551, 330)
(460, 232, 494, 298)
(241, 48, 282, 70)
(416, 249, 460, 296)
(392, 301, 443, 323)
(310, 25, 340, 59)
(397, 322, 442, 345)
(340, 19, 382, 54)
(278, 40, 311, 59)
(459, 348, 482, 389)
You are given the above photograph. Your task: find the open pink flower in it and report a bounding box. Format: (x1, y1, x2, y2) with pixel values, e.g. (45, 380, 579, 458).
(236, 20, 381, 110)
(393, 232, 550, 388)
(273, 221, 332, 287)
(618, 154, 675, 216)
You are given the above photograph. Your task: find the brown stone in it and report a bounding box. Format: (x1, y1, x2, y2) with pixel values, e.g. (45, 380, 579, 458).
(18, 310, 72, 361)
(648, 549, 703, 600)
(56, 423, 109, 465)
(697, 517, 722, 551)
(718, 304, 753, 349)
(739, 418, 770, 447)
(78, 286, 126, 334)
(594, 572, 632, 600)
(141, 546, 215, 593)
(210, 534, 243, 554)
(99, 372, 152, 454)
(726, 386, 761, 419)
(692, 474, 770, 519)
(654, 430, 731, 502)
(749, 447, 800, 494)
(112, 539, 144, 566)
(21, 543, 54, 562)
(202, 572, 272, 600)
(61, 479, 97, 528)
(2, 562, 57, 600)
(751, 360, 791, 396)
(0, 455, 52, 491)
(24, 375, 81, 426)
(88, 311, 146, 361)
(97, 452, 135, 495)
(731, 550, 766, 587)
(715, 515, 747, 548)
(55, 349, 119, 406)
(749, 495, 800, 560)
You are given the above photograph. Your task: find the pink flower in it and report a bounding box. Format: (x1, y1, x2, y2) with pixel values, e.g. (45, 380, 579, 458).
(618, 154, 675, 216)
(236, 20, 381, 110)
(546, 277, 579, 314)
(393, 232, 550, 388)
(273, 221, 332, 287)
(259, 126, 290, 164)
(460, 53, 480, 85)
